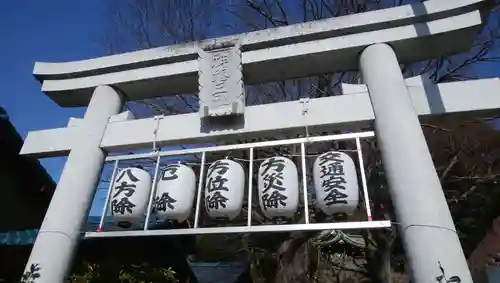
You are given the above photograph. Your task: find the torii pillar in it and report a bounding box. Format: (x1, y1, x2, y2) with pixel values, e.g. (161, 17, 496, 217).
(360, 43, 471, 282)
(21, 86, 123, 282)
(21, 1, 492, 282)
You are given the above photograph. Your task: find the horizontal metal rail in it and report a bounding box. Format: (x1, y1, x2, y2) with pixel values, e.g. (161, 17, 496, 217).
(86, 220, 391, 238)
(105, 131, 375, 162)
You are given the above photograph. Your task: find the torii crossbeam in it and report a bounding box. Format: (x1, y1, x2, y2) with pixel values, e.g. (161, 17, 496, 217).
(21, 1, 496, 282)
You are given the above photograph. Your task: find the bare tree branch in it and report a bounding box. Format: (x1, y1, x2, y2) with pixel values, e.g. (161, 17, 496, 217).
(100, 1, 500, 281)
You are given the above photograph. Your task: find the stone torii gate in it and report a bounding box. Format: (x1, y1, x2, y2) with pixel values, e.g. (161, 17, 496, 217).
(21, 1, 499, 282)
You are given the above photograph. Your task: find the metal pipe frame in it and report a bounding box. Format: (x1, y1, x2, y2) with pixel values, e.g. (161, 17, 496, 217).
(300, 142, 310, 224)
(143, 153, 162, 230)
(97, 160, 120, 231)
(91, 131, 382, 238)
(355, 138, 372, 221)
(193, 152, 207, 228)
(246, 148, 254, 227)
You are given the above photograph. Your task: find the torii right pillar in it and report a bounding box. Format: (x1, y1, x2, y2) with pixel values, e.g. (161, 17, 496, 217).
(360, 43, 472, 283)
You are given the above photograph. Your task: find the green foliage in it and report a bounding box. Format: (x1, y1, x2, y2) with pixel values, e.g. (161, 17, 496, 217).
(69, 262, 178, 283)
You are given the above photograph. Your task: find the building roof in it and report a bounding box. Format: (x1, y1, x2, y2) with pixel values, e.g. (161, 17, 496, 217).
(0, 106, 55, 232)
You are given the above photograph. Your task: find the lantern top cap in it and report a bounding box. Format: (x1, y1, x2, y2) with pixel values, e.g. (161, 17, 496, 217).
(33, 0, 489, 107)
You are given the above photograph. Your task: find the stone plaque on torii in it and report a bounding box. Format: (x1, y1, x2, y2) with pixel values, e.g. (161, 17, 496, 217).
(21, 1, 499, 282)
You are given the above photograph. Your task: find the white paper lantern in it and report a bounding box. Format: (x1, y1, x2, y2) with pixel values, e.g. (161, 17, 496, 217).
(204, 159, 244, 220)
(154, 164, 196, 222)
(258, 156, 299, 219)
(110, 167, 152, 228)
(313, 151, 359, 215)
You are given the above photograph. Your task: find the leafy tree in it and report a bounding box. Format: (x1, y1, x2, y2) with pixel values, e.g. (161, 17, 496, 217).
(69, 262, 178, 283)
(99, 1, 500, 282)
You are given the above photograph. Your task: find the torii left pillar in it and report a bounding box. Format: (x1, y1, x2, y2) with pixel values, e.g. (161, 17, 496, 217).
(22, 86, 123, 283)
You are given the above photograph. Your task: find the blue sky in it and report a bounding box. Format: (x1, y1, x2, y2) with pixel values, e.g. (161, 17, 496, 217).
(0, 0, 106, 182)
(2, 1, 499, 151)
(1, 1, 500, 218)
(0, 0, 111, 217)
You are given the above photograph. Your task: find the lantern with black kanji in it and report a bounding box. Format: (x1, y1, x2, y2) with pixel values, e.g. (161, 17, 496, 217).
(154, 163, 196, 222)
(204, 159, 245, 220)
(258, 156, 299, 219)
(313, 151, 359, 215)
(110, 167, 152, 228)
